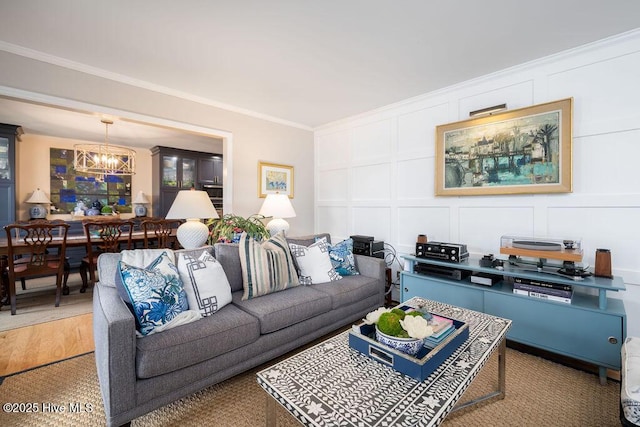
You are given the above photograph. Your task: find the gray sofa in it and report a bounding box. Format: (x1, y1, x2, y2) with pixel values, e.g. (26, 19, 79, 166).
(92, 234, 386, 427)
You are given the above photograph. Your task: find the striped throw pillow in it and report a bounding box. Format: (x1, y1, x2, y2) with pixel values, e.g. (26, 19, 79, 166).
(239, 231, 300, 300)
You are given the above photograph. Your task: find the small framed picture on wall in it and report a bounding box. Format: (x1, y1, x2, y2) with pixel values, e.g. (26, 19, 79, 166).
(258, 161, 294, 198)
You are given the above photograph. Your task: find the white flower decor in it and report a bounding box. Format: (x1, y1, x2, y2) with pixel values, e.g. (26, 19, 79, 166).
(400, 315, 434, 340)
(363, 307, 391, 325)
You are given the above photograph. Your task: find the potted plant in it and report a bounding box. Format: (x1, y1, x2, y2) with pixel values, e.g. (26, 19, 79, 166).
(206, 214, 270, 244)
(364, 307, 434, 356)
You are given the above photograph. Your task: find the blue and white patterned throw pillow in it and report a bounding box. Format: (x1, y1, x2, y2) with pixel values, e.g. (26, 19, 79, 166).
(320, 238, 360, 276)
(118, 252, 189, 336)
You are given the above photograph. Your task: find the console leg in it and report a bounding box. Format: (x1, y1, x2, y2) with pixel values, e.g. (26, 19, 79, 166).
(598, 366, 607, 385)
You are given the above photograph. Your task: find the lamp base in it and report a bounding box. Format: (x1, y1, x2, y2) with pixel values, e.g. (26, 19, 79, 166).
(176, 219, 209, 249)
(266, 218, 290, 237)
(29, 204, 47, 219)
(134, 204, 147, 217)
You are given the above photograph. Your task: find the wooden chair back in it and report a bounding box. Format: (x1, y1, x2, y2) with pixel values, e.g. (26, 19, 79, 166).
(3, 221, 70, 314)
(141, 219, 182, 249)
(4, 221, 70, 278)
(82, 219, 134, 259)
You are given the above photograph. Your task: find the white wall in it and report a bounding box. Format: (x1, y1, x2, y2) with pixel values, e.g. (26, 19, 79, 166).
(315, 30, 640, 337)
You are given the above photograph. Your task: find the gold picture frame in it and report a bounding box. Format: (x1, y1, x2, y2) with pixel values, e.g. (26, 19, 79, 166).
(435, 98, 573, 196)
(258, 161, 294, 198)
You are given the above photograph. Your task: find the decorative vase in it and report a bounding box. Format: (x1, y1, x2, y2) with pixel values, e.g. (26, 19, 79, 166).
(375, 326, 423, 356)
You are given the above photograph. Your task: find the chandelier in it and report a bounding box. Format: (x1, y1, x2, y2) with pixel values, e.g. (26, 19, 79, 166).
(74, 118, 136, 179)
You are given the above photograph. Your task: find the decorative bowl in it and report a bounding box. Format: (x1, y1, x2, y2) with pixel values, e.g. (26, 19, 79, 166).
(375, 326, 422, 356)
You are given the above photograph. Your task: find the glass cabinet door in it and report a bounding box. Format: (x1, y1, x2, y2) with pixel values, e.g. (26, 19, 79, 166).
(0, 137, 10, 181)
(162, 155, 178, 187)
(181, 158, 195, 188)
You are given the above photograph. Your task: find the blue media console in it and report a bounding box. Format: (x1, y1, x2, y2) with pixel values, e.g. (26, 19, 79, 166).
(400, 254, 627, 384)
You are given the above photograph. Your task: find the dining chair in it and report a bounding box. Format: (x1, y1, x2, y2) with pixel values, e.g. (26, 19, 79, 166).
(2, 221, 70, 315)
(141, 218, 182, 249)
(80, 219, 134, 293)
(13, 219, 71, 294)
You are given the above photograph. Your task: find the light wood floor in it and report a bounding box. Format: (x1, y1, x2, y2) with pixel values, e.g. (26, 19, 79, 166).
(0, 313, 94, 376)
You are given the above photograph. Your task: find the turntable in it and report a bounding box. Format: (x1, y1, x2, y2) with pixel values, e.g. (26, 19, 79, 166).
(500, 235, 591, 280)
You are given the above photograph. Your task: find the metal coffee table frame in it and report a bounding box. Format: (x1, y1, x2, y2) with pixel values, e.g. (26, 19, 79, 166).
(258, 297, 511, 426)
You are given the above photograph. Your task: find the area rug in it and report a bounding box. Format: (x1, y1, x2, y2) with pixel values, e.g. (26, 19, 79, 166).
(0, 273, 93, 332)
(0, 347, 620, 426)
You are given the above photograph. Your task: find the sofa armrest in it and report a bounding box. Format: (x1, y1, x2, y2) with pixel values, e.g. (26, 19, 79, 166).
(93, 283, 137, 420)
(354, 254, 386, 281)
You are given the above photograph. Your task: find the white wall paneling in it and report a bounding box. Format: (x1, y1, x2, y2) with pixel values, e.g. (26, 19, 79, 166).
(315, 30, 640, 337)
(457, 81, 535, 121)
(351, 207, 391, 244)
(458, 207, 535, 255)
(547, 206, 640, 284)
(397, 104, 448, 160)
(317, 168, 348, 202)
(396, 158, 434, 200)
(351, 164, 391, 201)
(317, 206, 349, 242)
(316, 130, 350, 170)
(396, 207, 450, 254)
(573, 130, 640, 195)
(351, 119, 393, 165)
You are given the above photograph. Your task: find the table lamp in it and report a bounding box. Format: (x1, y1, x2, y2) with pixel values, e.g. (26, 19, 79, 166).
(26, 188, 51, 219)
(259, 193, 296, 236)
(165, 189, 219, 249)
(133, 190, 150, 217)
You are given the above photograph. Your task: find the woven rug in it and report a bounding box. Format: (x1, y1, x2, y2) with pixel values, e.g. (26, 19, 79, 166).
(0, 347, 620, 426)
(0, 274, 93, 332)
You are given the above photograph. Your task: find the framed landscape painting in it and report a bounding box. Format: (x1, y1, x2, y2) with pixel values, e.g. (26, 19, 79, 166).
(258, 161, 294, 198)
(435, 98, 573, 196)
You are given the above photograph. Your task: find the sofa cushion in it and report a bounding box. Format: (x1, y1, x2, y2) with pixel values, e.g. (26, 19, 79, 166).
(177, 250, 232, 316)
(117, 252, 192, 336)
(324, 237, 360, 276)
(288, 237, 342, 285)
(214, 243, 244, 293)
(239, 231, 299, 300)
(311, 274, 381, 310)
(135, 303, 260, 378)
(232, 285, 332, 334)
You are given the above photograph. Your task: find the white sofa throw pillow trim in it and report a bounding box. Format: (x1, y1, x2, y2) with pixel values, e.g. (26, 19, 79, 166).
(289, 237, 342, 285)
(178, 251, 232, 316)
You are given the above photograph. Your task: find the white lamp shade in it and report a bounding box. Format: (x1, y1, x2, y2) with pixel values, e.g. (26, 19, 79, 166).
(259, 193, 296, 237)
(26, 188, 51, 204)
(133, 190, 150, 204)
(258, 194, 296, 219)
(165, 190, 219, 220)
(165, 190, 219, 249)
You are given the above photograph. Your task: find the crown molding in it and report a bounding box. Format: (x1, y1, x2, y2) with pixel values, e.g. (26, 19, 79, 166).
(0, 41, 312, 132)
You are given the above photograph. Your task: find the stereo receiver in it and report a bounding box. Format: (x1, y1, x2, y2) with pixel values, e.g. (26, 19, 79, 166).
(416, 241, 469, 263)
(351, 235, 384, 259)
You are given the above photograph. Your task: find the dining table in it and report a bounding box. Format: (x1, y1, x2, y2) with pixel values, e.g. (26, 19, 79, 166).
(0, 229, 154, 308)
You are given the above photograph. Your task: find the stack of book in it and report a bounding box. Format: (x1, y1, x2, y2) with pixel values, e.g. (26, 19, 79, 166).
(512, 277, 573, 304)
(423, 315, 455, 349)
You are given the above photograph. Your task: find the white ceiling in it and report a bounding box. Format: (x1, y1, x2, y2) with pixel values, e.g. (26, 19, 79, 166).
(0, 1, 639, 142)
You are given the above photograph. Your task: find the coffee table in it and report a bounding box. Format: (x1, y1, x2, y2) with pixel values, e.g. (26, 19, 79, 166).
(257, 297, 511, 426)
